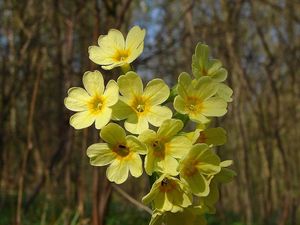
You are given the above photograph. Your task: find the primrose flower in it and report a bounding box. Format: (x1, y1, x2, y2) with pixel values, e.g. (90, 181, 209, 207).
(192, 43, 233, 102)
(142, 174, 192, 213)
(88, 26, 146, 70)
(139, 119, 192, 176)
(112, 71, 172, 134)
(179, 143, 221, 196)
(86, 123, 146, 184)
(174, 72, 227, 124)
(149, 206, 207, 225)
(64, 71, 118, 129)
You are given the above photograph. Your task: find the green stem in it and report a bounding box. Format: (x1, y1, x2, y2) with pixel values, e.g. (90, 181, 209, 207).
(120, 63, 131, 74)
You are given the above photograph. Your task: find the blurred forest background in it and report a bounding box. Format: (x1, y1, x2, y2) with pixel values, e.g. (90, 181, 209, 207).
(0, 0, 299, 225)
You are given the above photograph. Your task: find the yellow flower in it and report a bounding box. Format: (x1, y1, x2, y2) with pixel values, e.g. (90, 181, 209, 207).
(142, 174, 192, 213)
(139, 119, 192, 176)
(88, 26, 146, 70)
(179, 143, 221, 196)
(86, 123, 146, 184)
(64, 70, 118, 129)
(112, 71, 172, 134)
(174, 72, 227, 124)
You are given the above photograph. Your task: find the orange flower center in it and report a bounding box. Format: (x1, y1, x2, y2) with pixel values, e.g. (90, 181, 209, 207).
(151, 140, 165, 158)
(114, 49, 129, 62)
(131, 96, 149, 114)
(87, 95, 104, 115)
(186, 96, 202, 114)
(113, 144, 130, 157)
(183, 159, 199, 177)
(159, 178, 177, 192)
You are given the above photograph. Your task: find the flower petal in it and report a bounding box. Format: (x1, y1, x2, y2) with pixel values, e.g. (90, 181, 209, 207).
(157, 119, 183, 140)
(128, 153, 143, 178)
(70, 111, 95, 129)
(125, 26, 146, 51)
(126, 43, 144, 63)
(103, 80, 119, 106)
(101, 61, 125, 70)
(117, 72, 143, 98)
(111, 100, 134, 120)
(202, 97, 227, 117)
(183, 173, 210, 196)
(143, 79, 170, 105)
(157, 155, 179, 176)
(126, 135, 147, 154)
(106, 159, 129, 184)
(64, 87, 90, 111)
(189, 112, 210, 124)
(124, 114, 148, 134)
(217, 83, 233, 102)
(86, 143, 116, 166)
(100, 123, 126, 145)
(95, 107, 112, 129)
(88, 46, 115, 65)
(147, 105, 172, 127)
(99, 29, 125, 50)
(194, 77, 218, 100)
(173, 96, 187, 114)
(167, 136, 192, 158)
(177, 72, 193, 98)
(83, 71, 104, 96)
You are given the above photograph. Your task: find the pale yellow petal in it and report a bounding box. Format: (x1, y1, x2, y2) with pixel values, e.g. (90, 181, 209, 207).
(157, 155, 179, 176)
(126, 135, 147, 154)
(143, 79, 170, 105)
(103, 80, 119, 106)
(86, 143, 116, 166)
(157, 119, 183, 140)
(117, 72, 143, 98)
(82, 71, 104, 96)
(70, 111, 95, 129)
(88, 46, 115, 65)
(111, 100, 134, 120)
(126, 44, 144, 63)
(100, 29, 125, 50)
(64, 87, 90, 111)
(95, 107, 112, 129)
(147, 105, 172, 127)
(106, 159, 129, 184)
(124, 114, 148, 134)
(167, 136, 192, 158)
(100, 123, 126, 145)
(125, 26, 146, 50)
(202, 97, 227, 117)
(128, 153, 143, 178)
(101, 61, 126, 70)
(173, 96, 187, 114)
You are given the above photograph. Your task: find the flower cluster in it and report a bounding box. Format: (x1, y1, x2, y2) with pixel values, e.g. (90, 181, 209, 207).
(64, 26, 235, 225)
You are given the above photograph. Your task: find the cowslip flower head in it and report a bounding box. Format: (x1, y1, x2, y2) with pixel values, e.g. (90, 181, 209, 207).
(192, 43, 233, 102)
(139, 119, 192, 176)
(86, 123, 146, 184)
(142, 174, 192, 213)
(149, 206, 207, 225)
(174, 72, 227, 124)
(88, 26, 146, 70)
(112, 71, 172, 134)
(64, 71, 118, 129)
(179, 143, 221, 196)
